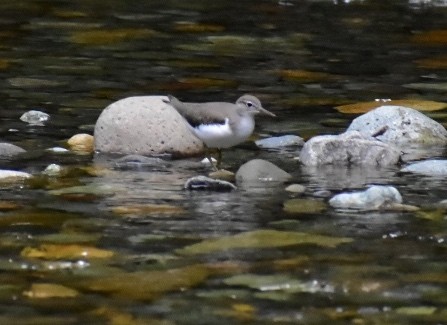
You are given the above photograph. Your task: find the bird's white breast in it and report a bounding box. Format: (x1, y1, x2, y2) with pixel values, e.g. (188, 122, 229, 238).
(193, 116, 255, 148)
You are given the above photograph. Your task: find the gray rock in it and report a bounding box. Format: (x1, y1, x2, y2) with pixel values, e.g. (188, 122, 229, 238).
(299, 131, 401, 166)
(236, 159, 292, 183)
(347, 105, 447, 147)
(94, 96, 204, 156)
(329, 185, 403, 210)
(255, 135, 304, 148)
(20, 110, 50, 125)
(401, 160, 447, 176)
(0, 143, 26, 158)
(43, 164, 63, 176)
(184, 175, 237, 191)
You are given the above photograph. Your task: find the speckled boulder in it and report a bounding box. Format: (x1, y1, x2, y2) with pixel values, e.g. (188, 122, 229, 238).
(346, 105, 447, 147)
(299, 131, 401, 166)
(94, 96, 204, 156)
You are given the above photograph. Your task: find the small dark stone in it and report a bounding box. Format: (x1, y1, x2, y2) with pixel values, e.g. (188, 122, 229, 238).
(184, 175, 237, 191)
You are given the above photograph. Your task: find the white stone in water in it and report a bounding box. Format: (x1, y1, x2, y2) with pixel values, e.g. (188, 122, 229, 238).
(329, 185, 402, 210)
(401, 160, 447, 176)
(285, 184, 306, 193)
(20, 110, 50, 125)
(0, 170, 31, 180)
(255, 135, 304, 148)
(43, 164, 62, 176)
(201, 157, 217, 164)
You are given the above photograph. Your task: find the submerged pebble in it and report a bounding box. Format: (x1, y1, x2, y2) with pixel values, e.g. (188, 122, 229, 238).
(329, 185, 403, 210)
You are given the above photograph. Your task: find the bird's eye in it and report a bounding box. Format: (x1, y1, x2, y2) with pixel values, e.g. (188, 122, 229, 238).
(246, 101, 253, 107)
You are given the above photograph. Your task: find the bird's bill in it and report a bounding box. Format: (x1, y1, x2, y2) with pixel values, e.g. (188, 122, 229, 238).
(258, 106, 276, 117)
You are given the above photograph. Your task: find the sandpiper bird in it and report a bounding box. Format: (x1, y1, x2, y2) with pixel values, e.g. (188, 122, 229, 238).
(163, 94, 275, 169)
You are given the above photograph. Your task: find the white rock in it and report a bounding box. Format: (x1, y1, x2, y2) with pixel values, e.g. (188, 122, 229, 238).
(46, 147, 69, 153)
(347, 105, 447, 147)
(20, 110, 50, 125)
(329, 185, 403, 210)
(299, 131, 401, 166)
(401, 160, 447, 176)
(94, 96, 204, 156)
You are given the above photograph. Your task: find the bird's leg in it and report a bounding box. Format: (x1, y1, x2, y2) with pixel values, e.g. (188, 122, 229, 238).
(204, 146, 218, 171)
(216, 149, 223, 170)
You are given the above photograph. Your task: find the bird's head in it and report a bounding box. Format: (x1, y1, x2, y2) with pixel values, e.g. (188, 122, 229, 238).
(237, 95, 276, 117)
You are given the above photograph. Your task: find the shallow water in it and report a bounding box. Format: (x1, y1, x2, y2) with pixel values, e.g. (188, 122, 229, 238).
(0, 0, 447, 324)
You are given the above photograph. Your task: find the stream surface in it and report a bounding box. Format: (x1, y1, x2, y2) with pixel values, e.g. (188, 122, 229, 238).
(0, 0, 447, 324)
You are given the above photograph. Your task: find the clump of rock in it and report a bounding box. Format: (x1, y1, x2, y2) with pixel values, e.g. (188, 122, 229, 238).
(329, 185, 402, 210)
(347, 105, 447, 147)
(94, 96, 203, 156)
(300, 105, 447, 167)
(236, 159, 292, 184)
(299, 131, 401, 166)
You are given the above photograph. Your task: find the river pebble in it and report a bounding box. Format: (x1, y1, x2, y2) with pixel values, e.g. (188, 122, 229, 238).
(20, 110, 50, 125)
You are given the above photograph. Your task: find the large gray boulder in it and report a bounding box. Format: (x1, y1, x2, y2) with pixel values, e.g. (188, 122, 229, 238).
(299, 131, 401, 166)
(0, 143, 26, 158)
(94, 96, 204, 156)
(346, 105, 447, 147)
